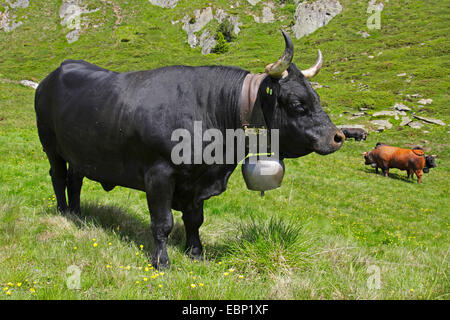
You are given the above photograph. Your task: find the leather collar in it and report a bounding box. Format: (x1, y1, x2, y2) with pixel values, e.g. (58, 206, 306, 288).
(239, 73, 267, 127)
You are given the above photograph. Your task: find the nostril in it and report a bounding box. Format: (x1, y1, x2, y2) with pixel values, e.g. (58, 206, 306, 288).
(334, 131, 345, 144)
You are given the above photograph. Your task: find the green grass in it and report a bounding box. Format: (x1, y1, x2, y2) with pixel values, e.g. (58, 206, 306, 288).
(0, 0, 449, 299)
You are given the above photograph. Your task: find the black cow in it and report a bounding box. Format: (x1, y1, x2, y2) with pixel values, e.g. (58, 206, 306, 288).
(35, 31, 344, 268)
(341, 128, 367, 141)
(422, 155, 437, 174)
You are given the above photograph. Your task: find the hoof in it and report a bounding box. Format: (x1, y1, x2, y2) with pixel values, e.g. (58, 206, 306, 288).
(152, 255, 170, 270)
(186, 247, 203, 261)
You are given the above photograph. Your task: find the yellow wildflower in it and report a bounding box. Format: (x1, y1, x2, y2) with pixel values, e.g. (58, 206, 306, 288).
(29, 288, 35, 293)
(5, 291, 11, 296)
(190, 284, 196, 288)
(93, 243, 98, 247)
(223, 272, 229, 276)
(199, 283, 204, 287)
(143, 277, 148, 282)
(17, 282, 22, 287)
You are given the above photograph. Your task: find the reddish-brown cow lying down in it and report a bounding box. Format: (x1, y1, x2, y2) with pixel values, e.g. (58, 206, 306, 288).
(363, 145, 431, 183)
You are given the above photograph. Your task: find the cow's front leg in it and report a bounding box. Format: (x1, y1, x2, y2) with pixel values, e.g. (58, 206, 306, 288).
(182, 201, 204, 261)
(144, 163, 175, 269)
(415, 170, 422, 184)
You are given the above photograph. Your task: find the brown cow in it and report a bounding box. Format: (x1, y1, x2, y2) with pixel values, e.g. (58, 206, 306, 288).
(363, 145, 429, 183)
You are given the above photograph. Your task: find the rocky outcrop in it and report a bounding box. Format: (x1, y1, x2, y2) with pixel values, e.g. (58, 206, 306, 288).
(59, 0, 100, 43)
(0, 0, 30, 32)
(7, 0, 29, 9)
(370, 119, 392, 130)
(148, 0, 180, 8)
(181, 7, 241, 54)
(181, 7, 214, 48)
(292, 0, 342, 39)
(413, 115, 445, 126)
(261, 5, 275, 23)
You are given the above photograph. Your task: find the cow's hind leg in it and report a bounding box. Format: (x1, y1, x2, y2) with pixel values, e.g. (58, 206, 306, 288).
(47, 153, 68, 212)
(182, 201, 204, 261)
(144, 162, 175, 269)
(67, 164, 84, 215)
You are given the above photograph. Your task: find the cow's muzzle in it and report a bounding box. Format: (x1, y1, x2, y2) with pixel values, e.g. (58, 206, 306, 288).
(315, 129, 345, 155)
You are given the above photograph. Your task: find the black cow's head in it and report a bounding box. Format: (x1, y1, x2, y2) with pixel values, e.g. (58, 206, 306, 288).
(425, 155, 437, 169)
(260, 31, 345, 158)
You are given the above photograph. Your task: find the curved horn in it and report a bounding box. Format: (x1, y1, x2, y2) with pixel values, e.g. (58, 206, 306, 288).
(301, 49, 323, 79)
(265, 30, 294, 78)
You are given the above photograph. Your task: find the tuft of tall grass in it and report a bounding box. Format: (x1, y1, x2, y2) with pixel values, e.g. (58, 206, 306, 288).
(225, 217, 313, 274)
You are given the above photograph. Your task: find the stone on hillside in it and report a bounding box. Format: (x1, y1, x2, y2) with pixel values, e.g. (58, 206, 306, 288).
(357, 30, 370, 38)
(373, 110, 406, 120)
(413, 115, 445, 126)
(199, 30, 216, 55)
(0, 10, 23, 32)
(20, 80, 38, 89)
(418, 98, 432, 105)
(148, 0, 180, 8)
(261, 5, 275, 23)
(7, 0, 29, 8)
(400, 116, 412, 126)
(59, 0, 100, 43)
(372, 111, 397, 117)
(246, 0, 261, 5)
(337, 124, 366, 131)
(1, 1, 30, 32)
(228, 15, 242, 35)
(292, 0, 342, 39)
(408, 121, 423, 129)
(370, 120, 392, 130)
(393, 103, 411, 112)
(181, 7, 241, 54)
(182, 7, 214, 48)
(214, 8, 228, 23)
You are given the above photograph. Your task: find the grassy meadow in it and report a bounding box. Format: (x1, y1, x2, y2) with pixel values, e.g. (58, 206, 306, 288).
(0, 0, 448, 299)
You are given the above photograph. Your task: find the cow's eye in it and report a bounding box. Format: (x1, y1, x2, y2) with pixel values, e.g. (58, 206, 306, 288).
(292, 102, 307, 115)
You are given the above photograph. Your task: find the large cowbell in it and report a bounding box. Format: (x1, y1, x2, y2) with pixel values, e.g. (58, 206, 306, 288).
(241, 115, 285, 196)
